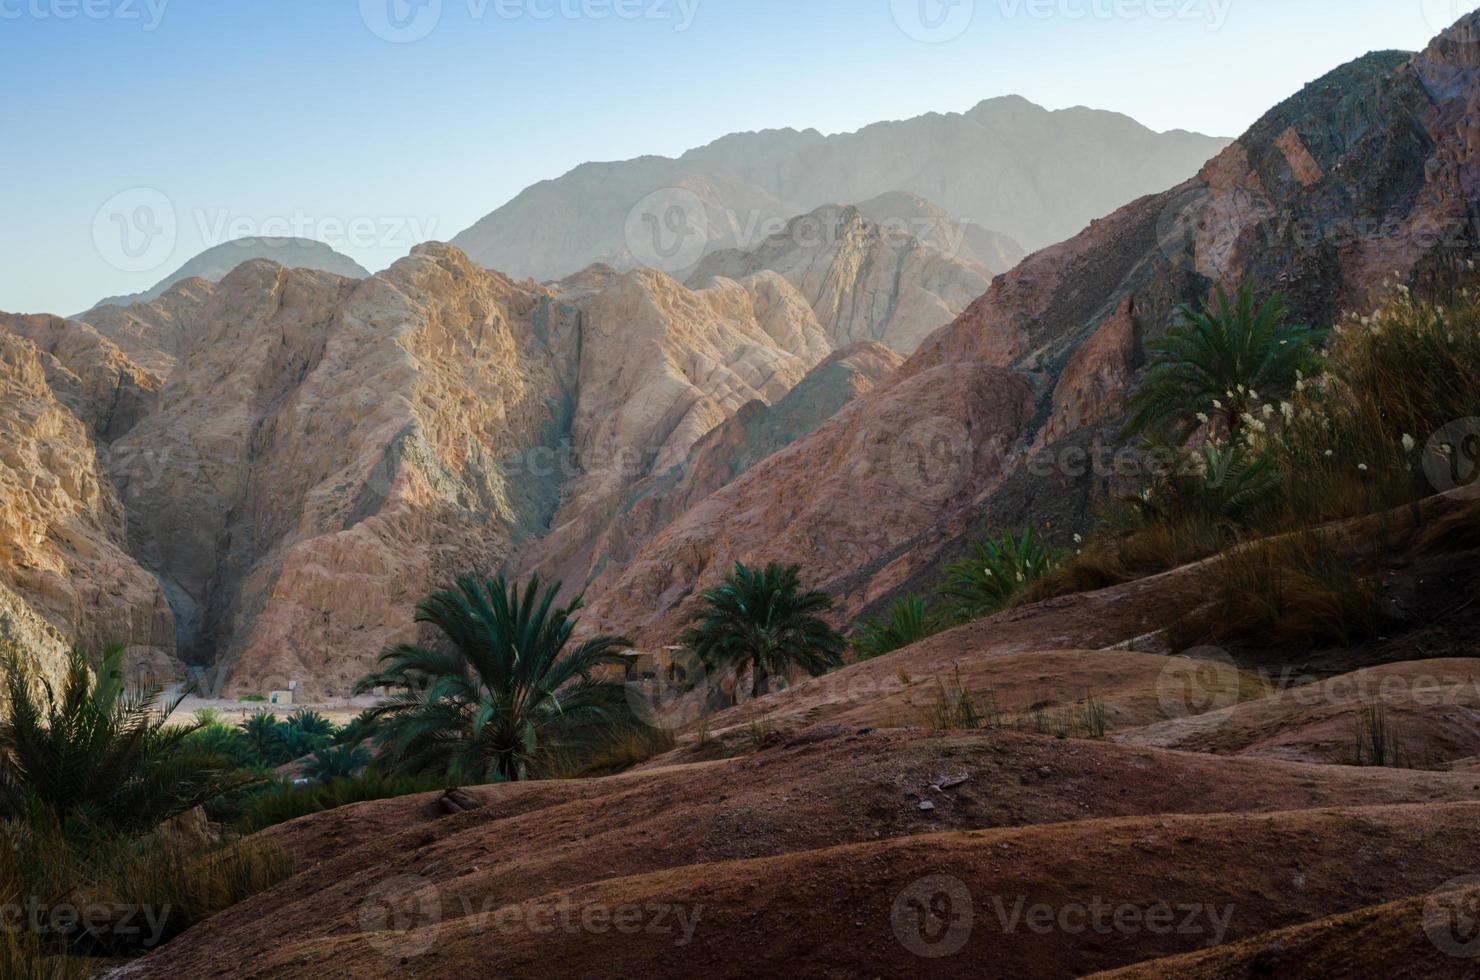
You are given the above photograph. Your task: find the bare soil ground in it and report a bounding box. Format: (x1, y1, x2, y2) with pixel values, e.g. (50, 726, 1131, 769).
(108, 495, 1480, 978)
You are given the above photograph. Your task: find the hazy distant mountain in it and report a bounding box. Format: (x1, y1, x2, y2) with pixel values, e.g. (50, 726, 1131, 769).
(84, 237, 368, 314)
(451, 96, 1231, 281)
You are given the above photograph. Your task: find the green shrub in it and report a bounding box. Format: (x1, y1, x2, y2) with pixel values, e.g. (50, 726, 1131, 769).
(852, 595, 944, 659)
(236, 772, 446, 833)
(302, 744, 372, 784)
(939, 528, 1064, 624)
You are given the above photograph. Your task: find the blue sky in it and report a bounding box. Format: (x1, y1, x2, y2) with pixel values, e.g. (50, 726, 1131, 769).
(0, 0, 1454, 314)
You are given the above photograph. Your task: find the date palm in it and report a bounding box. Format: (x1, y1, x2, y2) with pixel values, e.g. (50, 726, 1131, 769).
(682, 562, 845, 699)
(0, 647, 249, 834)
(1124, 282, 1324, 441)
(355, 575, 632, 783)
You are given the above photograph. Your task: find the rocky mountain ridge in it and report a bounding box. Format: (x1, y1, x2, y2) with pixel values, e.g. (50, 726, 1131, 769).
(450, 96, 1229, 281)
(569, 14, 1480, 644)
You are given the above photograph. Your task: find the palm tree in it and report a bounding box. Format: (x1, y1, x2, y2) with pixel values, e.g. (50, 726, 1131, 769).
(0, 648, 250, 834)
(354, 575, 632, 783)
(1124, 282, 1325, 441)
(681, 563, 845, 699)
(852, 596, 942, 660)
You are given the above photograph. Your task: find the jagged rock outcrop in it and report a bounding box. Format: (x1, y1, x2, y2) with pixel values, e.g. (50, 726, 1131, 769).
(21, 236, 883, 696)
(105, 247, 581, 696)
(0, 313, 160, 438)
(0, 329, 176, 677)
(0, 580, 73, 704)
(82, 277, 215, 379)
(688, 204, 991, 353)
(576, 14, 1480, 644)
(84, 237, 367, 315)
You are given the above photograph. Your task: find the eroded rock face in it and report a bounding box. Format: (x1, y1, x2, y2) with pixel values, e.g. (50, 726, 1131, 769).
(31, 234, 887, 696)
(0, 330, 176, 677)
(82, 278, 215, 379)
(577, 15, 1480, 643)
(518, 342, 903, 598)
(688, 205, 991, 354)
(109, 247, 582, 696)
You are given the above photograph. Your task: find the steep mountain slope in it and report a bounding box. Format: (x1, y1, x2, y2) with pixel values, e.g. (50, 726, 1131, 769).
(576, 18, 1480, 645)
(81, 277, 216, 378)
(4, 231, 930, 695)
(84, 237, 368, 314)
(518, 342, 902, 596)
(0, 323, 176, 677)
(450, 97, 1229, 281)
(688, 203, 991, 353)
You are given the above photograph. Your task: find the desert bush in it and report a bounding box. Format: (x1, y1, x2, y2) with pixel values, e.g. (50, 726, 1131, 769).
(683, 562, 846, 698)
(235, 771, 447, 833)
(1273, 283, 1480, 524)
(938, 528, 1064, 623)
(852, 595, 944, 660)
(357, 574, 634, 783)
(1349, 703, 1406, 768)
(547, 724, 677, 778)
(0, 819, 290, 958)
(923, 666, 996, 731)
(1171, 531, 1379, 650)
